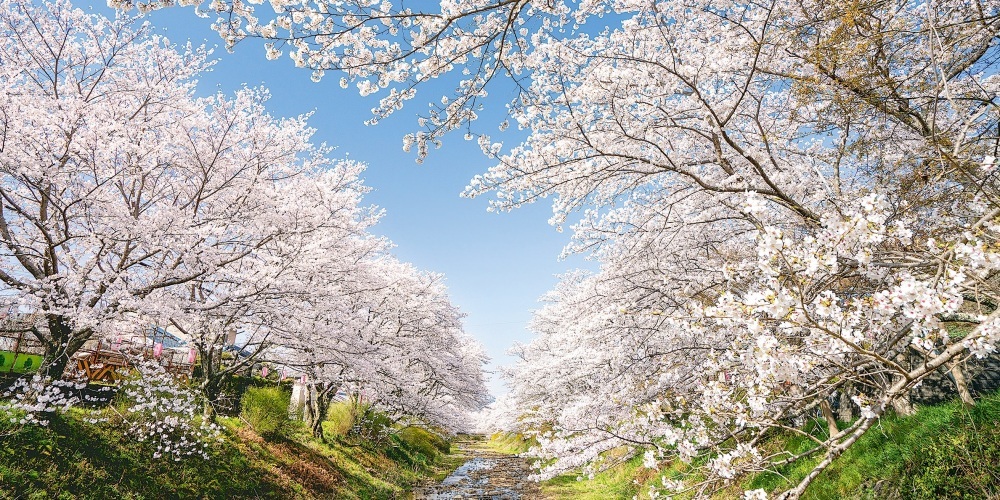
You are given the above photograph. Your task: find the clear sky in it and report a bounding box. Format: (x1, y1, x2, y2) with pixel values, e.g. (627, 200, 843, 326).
(94, 4, 594, 396)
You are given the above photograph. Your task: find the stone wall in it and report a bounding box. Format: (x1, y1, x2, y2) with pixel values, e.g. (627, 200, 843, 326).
(912, 352, 1000, 405)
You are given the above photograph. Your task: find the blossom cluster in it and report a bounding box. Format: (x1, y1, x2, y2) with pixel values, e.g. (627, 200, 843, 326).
(1, 376, 84, 427)
(116, 362, 221, 461)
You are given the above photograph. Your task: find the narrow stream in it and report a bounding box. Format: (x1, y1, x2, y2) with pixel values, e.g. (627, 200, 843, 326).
(413, 443, 541, 499)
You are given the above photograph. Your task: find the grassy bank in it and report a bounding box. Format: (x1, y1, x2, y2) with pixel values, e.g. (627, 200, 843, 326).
(0, 400, 457, 499)
(495, 390, 1000, 499)
(748, 390, 1000, 499)
(541, 454, 649, 499)
(8, 390, 998, 498)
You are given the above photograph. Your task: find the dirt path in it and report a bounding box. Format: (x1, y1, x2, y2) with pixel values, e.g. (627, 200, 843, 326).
(413, 439, 543, 499)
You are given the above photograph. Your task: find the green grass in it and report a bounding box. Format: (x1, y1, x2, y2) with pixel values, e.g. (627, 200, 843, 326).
(486, 432, 533, 454)
(241, 386, 293, 438)
(324, 400, 355, 437)
(0, 404, 460, 499)
(485, 392, 1000, 499)
(486, 433, 652, 499)
(397, 427, 450, 460)
(542, 453, 649, 500)
(0, 408, 283, 499)
(745, 391, 1000, 499)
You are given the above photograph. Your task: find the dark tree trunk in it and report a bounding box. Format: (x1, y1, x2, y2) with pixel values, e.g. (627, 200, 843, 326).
(837, 383, 855, 422)
(201, 379, 222, 422)
(38, 314, 88, 380)
(306, 383, 337, 441)
(890, 352, 915, 416)
(198, 345, 223, 422)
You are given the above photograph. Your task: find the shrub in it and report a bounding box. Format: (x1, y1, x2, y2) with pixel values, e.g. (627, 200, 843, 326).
(324, 400, 355, 437)
(398, 427, 450, 460)
(211, 374, 294, 417)
(241, 386, 291, 438)
(351, 405, 394, 445)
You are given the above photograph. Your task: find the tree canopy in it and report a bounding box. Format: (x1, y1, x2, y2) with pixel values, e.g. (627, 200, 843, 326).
(140, 0, 1000, 496)
(0, 0, 489, 445)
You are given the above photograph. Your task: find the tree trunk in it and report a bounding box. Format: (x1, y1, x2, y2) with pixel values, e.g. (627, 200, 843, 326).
(201, 379, 221, 422)
(890, 352, 915, 416)
(837, 383, 855, 422)
(947, 359, 976, 406)
(819, 399, 839, 436)
(310, 404, 325, 439)
(203, 397, 216, 421)
(889, 390, 915, 416)
(199, 346, 222, 423)
(38, 314, 83, 379)
(305, 383, 336, 441)
(39, 350, 71, 380)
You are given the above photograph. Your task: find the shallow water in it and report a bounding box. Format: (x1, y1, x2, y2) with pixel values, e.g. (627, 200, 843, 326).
(413, 443, 540, 499)
(439, 457, 494, 486)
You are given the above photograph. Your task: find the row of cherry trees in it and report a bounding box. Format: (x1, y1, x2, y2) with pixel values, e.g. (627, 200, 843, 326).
(147, 0, 1000, 496)
(0, 0, 489, 440)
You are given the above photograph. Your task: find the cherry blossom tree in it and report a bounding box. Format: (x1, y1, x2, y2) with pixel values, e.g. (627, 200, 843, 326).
(270, 254, 490, 438)
(145, 0, 1000, 495)
(1, 0, 488, 442)
(0, 0, 381, 380)
(253, 252, 395, 438)
(151, 120, 383, 419)
(0, 0, 221, 377)
(351, 258, 491, 433)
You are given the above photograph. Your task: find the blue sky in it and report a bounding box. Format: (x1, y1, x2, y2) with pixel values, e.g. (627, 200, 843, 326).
(94, 4, 594, 396)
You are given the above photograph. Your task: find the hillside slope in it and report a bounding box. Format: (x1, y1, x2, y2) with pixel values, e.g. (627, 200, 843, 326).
(0, 407, 454, 499)
(501, 390, 1000, 499)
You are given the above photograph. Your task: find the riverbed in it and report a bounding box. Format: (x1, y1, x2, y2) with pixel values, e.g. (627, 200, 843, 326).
(412, 440, 541, 499)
